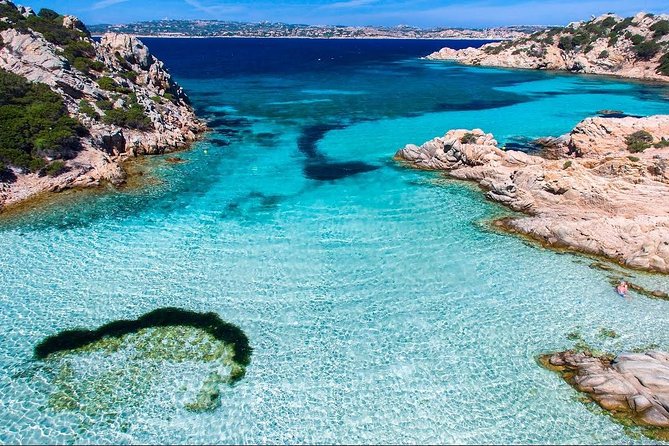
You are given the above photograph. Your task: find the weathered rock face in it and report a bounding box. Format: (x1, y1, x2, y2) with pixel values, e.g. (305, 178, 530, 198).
(395, 117, 669, 273)
(542, 350, 669, 436)
(0, 1, 206, 209)
(427, 13, 669, 83)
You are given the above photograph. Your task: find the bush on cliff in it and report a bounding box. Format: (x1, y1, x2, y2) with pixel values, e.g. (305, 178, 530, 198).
(558, 36, 574, 52)
(650, 20, 669, 38)
(460, 133, 477, 144)
(102, 94, 152, 131)
(625, 130, 653, 153)
(633, 41, 661, 61)
(0, 69, 84, 171)
(656, 53, 669, 75)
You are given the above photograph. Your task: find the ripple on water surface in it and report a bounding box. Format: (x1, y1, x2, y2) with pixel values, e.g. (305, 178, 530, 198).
(2, 38, 669, 444)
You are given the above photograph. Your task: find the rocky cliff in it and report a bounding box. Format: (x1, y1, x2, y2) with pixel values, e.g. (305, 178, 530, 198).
(427, 12, 669, 82)
(395, 115, 669, 273)
(0, 1, 205, 208)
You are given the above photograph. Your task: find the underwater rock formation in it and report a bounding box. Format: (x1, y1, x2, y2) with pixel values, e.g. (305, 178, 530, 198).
(35, 307, 251, 415)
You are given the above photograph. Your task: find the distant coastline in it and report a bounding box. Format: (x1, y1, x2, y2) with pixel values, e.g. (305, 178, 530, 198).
(88, 20, 544, 41)
(92, 34, 504, 41)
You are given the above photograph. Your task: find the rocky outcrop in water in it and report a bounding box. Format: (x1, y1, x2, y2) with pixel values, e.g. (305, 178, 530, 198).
(541, 350, 669, 439)
(0, 1, 205, 209)
(395, 116, 669, 273)
(427, 12, 669, 82)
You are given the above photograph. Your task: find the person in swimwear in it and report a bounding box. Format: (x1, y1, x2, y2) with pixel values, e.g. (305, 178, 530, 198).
(616, 280, 629, 297)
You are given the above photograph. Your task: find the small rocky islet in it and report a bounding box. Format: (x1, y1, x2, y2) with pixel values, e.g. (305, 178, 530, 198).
(540, 350, 669, 441)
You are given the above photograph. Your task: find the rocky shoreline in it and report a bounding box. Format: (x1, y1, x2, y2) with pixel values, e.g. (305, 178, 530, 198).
(0, 2, 206, 210)
(541, 350, 669, 440)
(427, 12, 669, 83)
(395, 115, 669, 273)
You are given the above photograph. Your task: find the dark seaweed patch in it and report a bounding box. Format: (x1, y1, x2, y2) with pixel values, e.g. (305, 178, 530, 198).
(297, 123, 379, 181)
(34, 307, 252, 369)
(215, 128, 239, 137)
(207, 116, 252, 129)
(433, 97, 519, 112)
(297, 123, 346, 158)
(210, 138, 231, 147)
(304, 161, 379, 181)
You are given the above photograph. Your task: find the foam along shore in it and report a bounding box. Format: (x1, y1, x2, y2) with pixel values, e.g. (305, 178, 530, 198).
(426, 12, 669, 83)
(0, 2, 206, 210)
(394, 115, 669, 273)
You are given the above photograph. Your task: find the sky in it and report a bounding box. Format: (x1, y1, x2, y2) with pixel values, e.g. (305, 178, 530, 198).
(20, 0, 669, 28)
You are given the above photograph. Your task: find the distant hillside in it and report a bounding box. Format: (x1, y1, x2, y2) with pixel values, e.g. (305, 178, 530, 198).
(428, 12, 669, 82)
(88, 20, 547, 40)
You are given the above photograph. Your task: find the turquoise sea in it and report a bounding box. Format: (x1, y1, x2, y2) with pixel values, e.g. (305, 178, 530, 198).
(2, 38, 669, 444)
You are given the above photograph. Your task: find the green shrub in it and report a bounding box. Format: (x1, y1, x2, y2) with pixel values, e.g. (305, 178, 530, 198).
(571, 31, 591, 47)
(612, 17, 634, 34)
(558, 36, 573, 52)
(563, 160, 572, 169)
(43, 160, 67, 177)
(0, 69, 83, 171)
(627, 156, 640, 162)
(37, 8, 60, 21)
(658, 53, 669, 76)
(583, 44, 594, 54)
(78, 100, 99, 120)
(119, 70, 138, 82)
(102, 94, 152, 130)
(630, 34, 645, 45)
(460, 132, 477, 144)
(625, 130, 653, 153)
(97, 76, 131, 94)
(163, 92, 175, 103)
(598, 50, 610, 59)
(608, 34, 618, 47)
(97, 76, 117, 91)
(651, 20, 669, 38)
(654, 138, 669, 149)
(95, 99, 113, 110)
(600, 17, 617, 28)
(634, 41, 661, 61)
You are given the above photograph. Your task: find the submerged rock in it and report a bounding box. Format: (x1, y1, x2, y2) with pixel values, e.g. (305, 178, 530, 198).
(541, 350, 669, 440)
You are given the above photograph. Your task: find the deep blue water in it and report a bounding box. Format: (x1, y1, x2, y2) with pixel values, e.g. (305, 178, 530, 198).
(2, 38, 669, 444)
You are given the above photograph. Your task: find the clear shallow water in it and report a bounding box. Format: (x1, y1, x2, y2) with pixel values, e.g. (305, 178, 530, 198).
(2, 38, 669, 444)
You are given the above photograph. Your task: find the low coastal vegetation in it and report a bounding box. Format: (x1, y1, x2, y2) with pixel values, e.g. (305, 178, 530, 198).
(0, 0, 205, 209)
(625, 130, 654, 152)
(476, 12, 669, 78)
(0, 68, 84, 176)
(102, 94, 152, 130)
